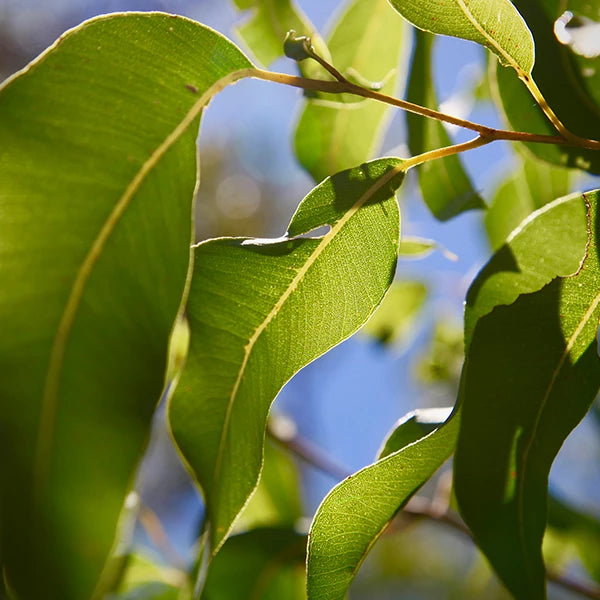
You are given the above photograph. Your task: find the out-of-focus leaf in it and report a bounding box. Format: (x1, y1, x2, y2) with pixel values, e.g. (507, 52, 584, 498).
(378, 407, 453, 458)
(169, 158, 404, 554)
(306, 409, 458, 600)
(416, 320, 464, 386)
(231, 0, 329, 76)
(201, 528, 307, 600)
(547, 494, 600, 582)
(492, 1, 600, 174)
(235, 438, 303, 530)
(465, 192, 590, 341)
(114, 553, 186, 600)
(398, 236, 436, 258)
(485, 156, 572, 250)
(455, 190, 600, 599)
(361, 280, 427, 346)
(0, 14, 252, 600)
(407, 30, 484, 220)
(295, 0, 409, 181)
(388, 0, 535, 76)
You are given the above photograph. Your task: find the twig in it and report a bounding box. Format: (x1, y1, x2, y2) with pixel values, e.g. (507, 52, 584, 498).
(250, 69, 600, 151)
(269, 418, 600, 600)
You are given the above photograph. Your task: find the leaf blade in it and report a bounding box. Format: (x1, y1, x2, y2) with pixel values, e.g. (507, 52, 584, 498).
(0, 14, 252, 599)
(169, 158, 405, 553)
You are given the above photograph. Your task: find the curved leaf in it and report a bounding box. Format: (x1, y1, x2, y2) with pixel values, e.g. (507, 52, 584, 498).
(407, 30, 484, 220)
(295, 0, 409, 181)
(455, 190, 600, 599)
(485, 156, 572, 250)
(0, 13, 252, 600)
(388, 0, 534, 75)
(466, 192, 590, 342)
(201, 528, 307, 600)
(306, 410, 458, 600)
(492, 0, 600, 174)
(169, 158, 405, 553)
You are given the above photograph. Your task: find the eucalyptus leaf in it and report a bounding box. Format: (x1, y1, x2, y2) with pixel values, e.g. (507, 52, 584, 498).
(0, 13, 252, 600)
(201, 528, 307, 600)
(455, 190, 600, 599)
(169, 158, 404, 554)
(407, 30, 484, 220)
(388, 0, 535, 75)
(295, 0, 409, 181)
(492, 0, 600, 174)
(306, 411, 458, 600)
(361, 280, 427, 346)
(485, 156, 572, 250)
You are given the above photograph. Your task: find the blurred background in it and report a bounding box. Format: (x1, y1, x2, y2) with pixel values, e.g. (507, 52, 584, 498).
(1, 1, 599, 598)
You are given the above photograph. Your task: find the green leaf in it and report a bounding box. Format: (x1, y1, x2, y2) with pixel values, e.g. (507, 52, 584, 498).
(492, 1, 600, 174)
(398, 236, 436, 258)
(201, 528, 307, 600)
(169, 158, 405, 553)
(232, 0, 329, 74)
(388, 0, 535, 75)
(377, 407, 453, 458)
(466, 191, 591, 342)
(407, 30, 484, 220)
(455, 190, 600, 599)
(306, 411, 458, 600)
(485, 155, 572, 250)
(416, 319, 464, 386)
(294, 0, 409, 182)
(235, 437, 303, 531)
(0, 13, 251, 600)
(361, 280, 427, 346)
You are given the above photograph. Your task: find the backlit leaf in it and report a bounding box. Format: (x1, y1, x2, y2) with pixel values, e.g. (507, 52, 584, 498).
(169, 158, 404, 554)
(455, 190, 600, 599)
(0, 13, 252, 600)
(306, 410, 458, 600)
(295, 0, 409, 181)
(407, 30, 484, 220)
(388, 0, 535, 75)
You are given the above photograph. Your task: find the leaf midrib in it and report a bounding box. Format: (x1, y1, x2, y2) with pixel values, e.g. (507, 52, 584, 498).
(33, 67, 255, 500)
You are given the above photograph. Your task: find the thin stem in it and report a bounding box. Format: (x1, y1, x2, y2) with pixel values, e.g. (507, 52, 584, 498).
(401, 134, 492, 170)
(269, 420, 600, 600)
(250, 68, 600, 151)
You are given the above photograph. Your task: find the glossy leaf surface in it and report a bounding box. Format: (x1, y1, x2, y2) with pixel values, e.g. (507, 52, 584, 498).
(493, 0, 600, 174)
(201, 528, 307, 600)
(0, 13, 252, 600)
(407, 30, 484, 220)
(295, 0, 408, 181)
(388, 0, 534, 75)
(306, 410, 458, 600)
(485, 156, 572, 250)
(169, 158, 404, 553)
(455, 190, 600, 599)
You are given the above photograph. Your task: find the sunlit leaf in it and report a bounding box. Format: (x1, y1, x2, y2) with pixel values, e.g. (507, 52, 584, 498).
(465, 191, 590, 341)
(295, 0, 409, 181)
(492, 0, 600, 174)
(455, 190, 600, 599)
(201, 528, 307, 600)
(169, 158, 404, 554)
(0, 13, 252, 600)
(407, 30, 484, 220)
(388, 0, 535, 75)
(361, 280, 427, 346)
(306, 410, 458, 600)
(485, 155, 572, 250)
